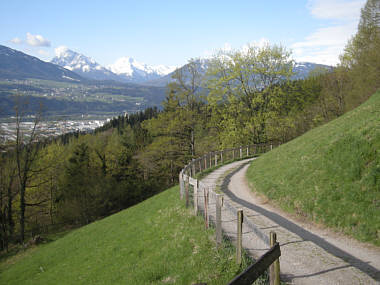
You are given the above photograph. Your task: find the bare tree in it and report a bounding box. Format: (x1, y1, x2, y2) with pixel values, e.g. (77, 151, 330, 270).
(168, 58, 203, 156)
(14, 99, 46, 243)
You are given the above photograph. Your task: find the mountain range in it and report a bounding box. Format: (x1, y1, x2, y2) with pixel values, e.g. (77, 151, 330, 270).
(0, 44, 332, 86)
(51, 47, 176, 83)
(49, 47, 332, 86)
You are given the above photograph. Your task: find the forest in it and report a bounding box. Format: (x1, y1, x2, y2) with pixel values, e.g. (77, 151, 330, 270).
(0, 0, 379, 252)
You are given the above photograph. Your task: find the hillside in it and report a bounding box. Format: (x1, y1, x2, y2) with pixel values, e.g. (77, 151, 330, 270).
(0, 45, 84, 82)
(246, 90, 380, 246)
(0, 186, 248, 284)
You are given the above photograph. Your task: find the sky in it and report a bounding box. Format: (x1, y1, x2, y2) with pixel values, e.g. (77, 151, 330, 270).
(0, 0, 366, 67)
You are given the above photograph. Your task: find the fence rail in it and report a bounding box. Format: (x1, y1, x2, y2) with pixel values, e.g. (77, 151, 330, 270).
(179, 143, 281, 285)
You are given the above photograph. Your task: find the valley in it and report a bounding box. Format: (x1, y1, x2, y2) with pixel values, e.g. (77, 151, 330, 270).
(0, 78, 166, 117)
(0, 117, 106, 142)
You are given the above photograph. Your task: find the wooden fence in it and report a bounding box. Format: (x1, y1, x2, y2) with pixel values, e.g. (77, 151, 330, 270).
(179, 144, 281, 285)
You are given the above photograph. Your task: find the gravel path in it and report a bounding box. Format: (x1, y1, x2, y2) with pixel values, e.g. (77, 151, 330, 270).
(200, 158, 380, 285)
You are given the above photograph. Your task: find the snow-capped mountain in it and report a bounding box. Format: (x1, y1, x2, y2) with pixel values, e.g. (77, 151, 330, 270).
(145, 58, 209, 87)
(51, 46, 122, 81)
(293, 62, 332, 79)
(51, 47, 177, 83)
(107, 57, 177, 83)
(50, 46, 331, 86)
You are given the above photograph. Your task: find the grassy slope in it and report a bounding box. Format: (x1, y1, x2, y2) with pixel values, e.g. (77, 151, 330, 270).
(247, 90, 380, 246)
(0, 186, 248, 284)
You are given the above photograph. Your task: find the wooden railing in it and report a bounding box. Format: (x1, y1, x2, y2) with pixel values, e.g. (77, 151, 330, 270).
(179, 143, 281, 285)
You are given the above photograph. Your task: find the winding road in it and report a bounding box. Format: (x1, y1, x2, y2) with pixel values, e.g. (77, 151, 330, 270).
(200, 158, 380, 285)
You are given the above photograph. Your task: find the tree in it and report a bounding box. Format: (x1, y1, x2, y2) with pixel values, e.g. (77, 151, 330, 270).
(0, 154, 17, 251)
(140, 59, 206, 184)
(340, 0, 380, 106)
(58, 142, 96, 224)
(206, 43, 294, 145)
(168, 58, 204, 156)
(14, 100, 45, 243)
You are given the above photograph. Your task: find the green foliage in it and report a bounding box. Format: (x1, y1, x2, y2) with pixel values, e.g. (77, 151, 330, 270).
(246, 90, 380, 245)
(204, 44, 328, 147)
(205, 44, 295, 146)
(140, 59, 211, 184)
(0, 107, 165, 249)
(339, 0, 380, 108)
(0, 186, 251, 284)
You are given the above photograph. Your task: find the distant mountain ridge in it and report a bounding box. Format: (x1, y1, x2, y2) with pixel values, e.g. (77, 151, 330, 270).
(292, 62, 332, 79)
(0, 44, 332, 87)
(51, 47, 176, 83)
(51, 47, 122, 82)
(107, 57, 177, 83)
(0, 45, 83, 82)
(145, 59, 333, 87)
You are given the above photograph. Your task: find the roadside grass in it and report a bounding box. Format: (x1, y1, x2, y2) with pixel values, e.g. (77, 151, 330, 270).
(0, 185, 255, 284)
(247, 90, 380, 246)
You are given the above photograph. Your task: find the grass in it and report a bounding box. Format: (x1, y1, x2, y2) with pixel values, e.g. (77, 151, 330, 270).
(0, 185, 254, 284)
(246, 90, 380, 246)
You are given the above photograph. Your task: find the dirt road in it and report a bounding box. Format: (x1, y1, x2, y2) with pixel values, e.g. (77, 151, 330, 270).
(200, 159, 380, 285)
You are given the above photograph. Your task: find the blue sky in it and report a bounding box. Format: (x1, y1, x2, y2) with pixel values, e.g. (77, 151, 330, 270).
(0, 0, 365, 67)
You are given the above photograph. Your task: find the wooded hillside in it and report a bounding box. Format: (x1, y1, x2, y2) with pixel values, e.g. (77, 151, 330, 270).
(0, 0, 379, 251)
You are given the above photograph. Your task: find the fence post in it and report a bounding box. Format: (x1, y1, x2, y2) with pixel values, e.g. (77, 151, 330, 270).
(179, 172, 182, 199)
(185, 176, 189, 208)
(192, 159, 196, 176)
(240, 146, 242, 159)
(269, 232, 280, 285)
(237, 209, 243, 264)
(216, 194, 223, 246)
(204, 187, 209, 229)
(246, 145, 249, 157)
(194, 180, 198, 215)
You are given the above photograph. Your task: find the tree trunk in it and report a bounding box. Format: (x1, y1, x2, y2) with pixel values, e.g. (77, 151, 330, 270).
(191, 129, 195, 157)
(20, 186, 25, 243)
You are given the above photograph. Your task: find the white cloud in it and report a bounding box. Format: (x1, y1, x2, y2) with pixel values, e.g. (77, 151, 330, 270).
(292, 0, 365, 65)
(293, 23, 357, 48)
(11, 37, 22, 44)
(26, 32, 51, 47)
(308, 0, 365, 20)
(293, 45, 345, 65)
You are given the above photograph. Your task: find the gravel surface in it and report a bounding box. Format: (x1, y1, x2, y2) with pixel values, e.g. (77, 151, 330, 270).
(199, 158, 380, 285)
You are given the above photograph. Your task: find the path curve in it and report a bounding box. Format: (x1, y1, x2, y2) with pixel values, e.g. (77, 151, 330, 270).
(200, 159, 380, 285)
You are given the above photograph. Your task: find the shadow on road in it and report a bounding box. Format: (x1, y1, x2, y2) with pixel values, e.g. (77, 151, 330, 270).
(221, 162, 380, 282)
